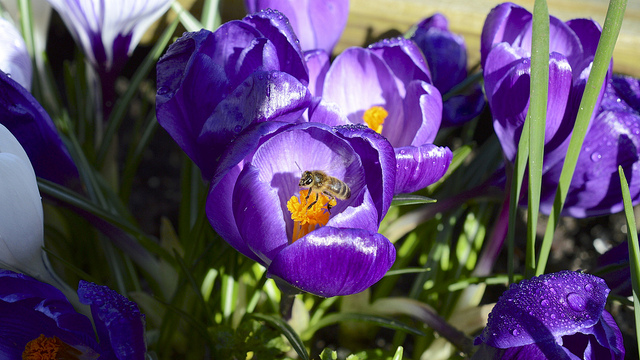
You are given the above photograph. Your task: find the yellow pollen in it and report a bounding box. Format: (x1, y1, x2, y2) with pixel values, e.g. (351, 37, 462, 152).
(22, 334, 84, 360)
(286, 189, 335, 243)
(363, 106, 388, 134)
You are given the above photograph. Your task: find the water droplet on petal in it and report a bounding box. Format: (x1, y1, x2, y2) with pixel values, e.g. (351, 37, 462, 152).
(157, 86, 169, 95)
(511, 328, 520, 336)
(590, 152, 602, 162)
(540, 299, 549, 307)
(566, 292, 586, 312)
(234, 125, 243, 133)
(585, 283, 593, 292)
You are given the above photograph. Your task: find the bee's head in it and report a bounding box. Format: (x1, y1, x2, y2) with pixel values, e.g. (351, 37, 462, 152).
(299, 171, 314, 187)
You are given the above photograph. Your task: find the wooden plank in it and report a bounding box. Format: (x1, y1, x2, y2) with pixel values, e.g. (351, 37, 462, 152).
(337, 0, 640, 77)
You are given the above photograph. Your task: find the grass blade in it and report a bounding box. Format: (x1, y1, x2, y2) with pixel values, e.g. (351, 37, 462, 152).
(618, 166, 640, 355)
(249, 313, 310, 360)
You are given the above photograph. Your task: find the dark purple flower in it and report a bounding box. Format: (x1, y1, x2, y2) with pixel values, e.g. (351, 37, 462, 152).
(309, 37, 452, 194)
(410, 13, 486, 127)
(473, 271, 624, 360)
(244, 0, 349, 54)
(0, 269, 146, 359)
(206, 120, 396, 297)
(156, 10, 312, 179)
(0, 70, 80, 189)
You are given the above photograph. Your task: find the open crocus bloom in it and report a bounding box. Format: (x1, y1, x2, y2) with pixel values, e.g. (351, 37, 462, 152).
(0, 269, 146, 359)
(45, 0, 171, 74)
(0, 70, 79, 189)
(207, 121, 396, 297)
(310, 37, 452, 194)
(0, 17, 31, 91)
(244, 0, 349, 54)
(156, 9, 311, 180)
(410, 13, 485, 127)
(473, 271, 624, 359)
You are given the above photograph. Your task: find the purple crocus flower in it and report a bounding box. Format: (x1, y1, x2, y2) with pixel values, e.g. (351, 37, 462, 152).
(206, 121, 396, 297)
(45, 0, 171, 75)
(156, 9, 311, 180)
(309, 37, 452, 194)
(481, 2, 617, 217)
(244, 0, 349, 54)
(410, 13, 486, 127)
(539, 74, 640, 217)
(0, 269, 146, 359)
(0, 70, 80, 189)
(473, 271, 624, 359)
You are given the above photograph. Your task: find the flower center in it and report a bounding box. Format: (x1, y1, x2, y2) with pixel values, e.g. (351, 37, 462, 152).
(22, 334, 84, 360)
(363, 106, 388, 134)
(286, 189, 335, 243)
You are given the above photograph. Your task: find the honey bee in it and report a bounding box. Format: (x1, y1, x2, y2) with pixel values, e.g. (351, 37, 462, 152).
(298, 170, 351, 211)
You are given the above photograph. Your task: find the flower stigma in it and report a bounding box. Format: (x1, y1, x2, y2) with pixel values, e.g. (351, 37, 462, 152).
(22, 334, 86, 360)
(363, 106, 388, 134)
(287, 189, 336, 243)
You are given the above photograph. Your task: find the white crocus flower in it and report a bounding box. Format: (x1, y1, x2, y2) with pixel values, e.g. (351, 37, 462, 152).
(45, 0, 172, 72)
(0, 17, 31, 91)
(0, 123, 57, 284)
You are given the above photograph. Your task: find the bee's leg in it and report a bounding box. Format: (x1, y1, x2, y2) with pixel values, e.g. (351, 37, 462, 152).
(307, 192, 319, 210)
(325, 192, 335, 213)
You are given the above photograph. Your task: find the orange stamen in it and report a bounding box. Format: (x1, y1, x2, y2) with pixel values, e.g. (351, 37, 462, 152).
(22, 334, 86, 360)
(286, 189, 335, 243)
(363, 106, 388, 134)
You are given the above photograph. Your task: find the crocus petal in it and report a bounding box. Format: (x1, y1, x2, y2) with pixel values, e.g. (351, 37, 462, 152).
(333, 124, 396, 221)
(542, 109, 640, 218)
(0, 17, 31, 91)
(0, 270, 98, 355)
(77, 280, 146, 360)
(322, 47, 403, 126)
(0, 124, 47, 278)
(477, 271, 609, 349)
(442, 86, 486, 127)
(411, 14, 465, 93)
(198, 70, 310, 178)
(245, 0, 349, 54)
(368, 37, 432, 92)
(484, 44, 572, 163)
(267, 226, 395, 297)
(0, 71, 80, 188)
(46, 0, 172, 71)
(305, 49, 330, 97)
(394, 144, 452, 194)
(480, 2, 532, 68)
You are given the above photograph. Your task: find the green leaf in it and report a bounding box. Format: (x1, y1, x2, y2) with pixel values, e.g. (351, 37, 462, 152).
(525, 0, 549, 278)
(618, 166, 640, 354)
(249, 313, 310, 360)
(391, 194, 437, 206)
(171, 1, 204, 32)
(302, 313, 424, 341)
(320, 348, 338, 360)
(392, 346, 404, 360)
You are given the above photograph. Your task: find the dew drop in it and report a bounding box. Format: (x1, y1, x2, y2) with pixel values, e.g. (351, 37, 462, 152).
(584, 283, 593, 292)
(511, 328, 521, 336)
(566, 292, 586, 312)
(590, 152, 602, 162)
(540, 299, 550, 307)
(157, 86, 170, 95)
(234, 125, 243, 133)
